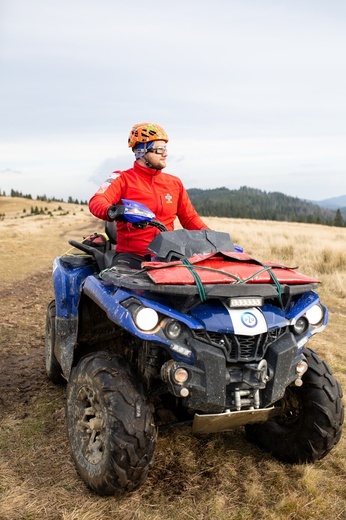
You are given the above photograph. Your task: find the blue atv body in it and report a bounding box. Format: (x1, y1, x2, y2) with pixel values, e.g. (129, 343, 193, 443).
(45, 200, 344, 496)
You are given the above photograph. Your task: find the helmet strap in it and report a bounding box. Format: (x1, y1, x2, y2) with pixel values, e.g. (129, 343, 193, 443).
(143, 154, 157, 169)
(142, 155, 163, 169)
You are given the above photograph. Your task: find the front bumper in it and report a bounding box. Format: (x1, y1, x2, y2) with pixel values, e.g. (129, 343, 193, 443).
(162, 331, 300, 413)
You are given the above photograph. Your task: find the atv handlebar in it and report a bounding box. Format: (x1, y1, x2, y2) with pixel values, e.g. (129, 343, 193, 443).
(107, 200, 168, 232)
(107, 205, 125, 221)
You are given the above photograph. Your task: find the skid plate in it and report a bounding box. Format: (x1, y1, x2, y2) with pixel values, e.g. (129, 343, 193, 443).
(192, 407, 278, 434)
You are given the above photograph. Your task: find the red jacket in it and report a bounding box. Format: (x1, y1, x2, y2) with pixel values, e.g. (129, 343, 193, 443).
(89, 161, 209, 256)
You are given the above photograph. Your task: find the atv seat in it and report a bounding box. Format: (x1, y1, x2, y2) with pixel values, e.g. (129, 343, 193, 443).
(105, 221, 117, 246)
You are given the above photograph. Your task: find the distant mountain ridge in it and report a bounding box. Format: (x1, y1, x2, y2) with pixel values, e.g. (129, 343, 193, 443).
(187, 186, 346, 226)
(311, 195, 346, 212)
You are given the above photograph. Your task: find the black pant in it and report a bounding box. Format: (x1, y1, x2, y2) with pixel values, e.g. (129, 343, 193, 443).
(111, 252, 151, 270)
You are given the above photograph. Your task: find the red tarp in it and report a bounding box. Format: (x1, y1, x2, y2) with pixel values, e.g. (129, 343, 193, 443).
(142, 252, 319, 286)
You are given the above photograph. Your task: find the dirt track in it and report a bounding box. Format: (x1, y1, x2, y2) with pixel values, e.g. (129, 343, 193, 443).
(0, 272, 52, 409)
(0, 199, 96, 412)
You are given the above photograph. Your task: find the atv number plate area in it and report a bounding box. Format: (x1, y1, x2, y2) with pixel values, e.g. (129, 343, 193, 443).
(192, 407, 277, 434)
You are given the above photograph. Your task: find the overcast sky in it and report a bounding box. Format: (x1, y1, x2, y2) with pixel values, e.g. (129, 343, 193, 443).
(1, 0, 346, 203)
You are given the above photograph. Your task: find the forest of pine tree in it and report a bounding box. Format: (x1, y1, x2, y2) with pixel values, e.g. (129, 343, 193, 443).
(1, 186, 345, 227)
(187, 186, 346, 227)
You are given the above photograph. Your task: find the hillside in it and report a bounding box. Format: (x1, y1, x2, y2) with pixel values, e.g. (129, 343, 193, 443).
(1, 188, 345, 227)
(188, 186, 345, 226)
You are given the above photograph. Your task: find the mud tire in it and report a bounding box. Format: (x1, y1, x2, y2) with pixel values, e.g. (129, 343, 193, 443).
(245, 347, 344, 463)
(45, 300, 63, 383)
(66, 352, 156, 496)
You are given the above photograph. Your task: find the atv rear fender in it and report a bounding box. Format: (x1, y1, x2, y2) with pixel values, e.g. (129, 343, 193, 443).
(52, 256, 96, 378)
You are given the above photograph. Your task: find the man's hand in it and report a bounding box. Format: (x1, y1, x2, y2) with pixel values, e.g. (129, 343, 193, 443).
(107, 205, 125, 221)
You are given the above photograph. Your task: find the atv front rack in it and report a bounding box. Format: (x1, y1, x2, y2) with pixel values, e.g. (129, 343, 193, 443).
(99, 267, 317, 300)
(67, 238, 318, 305)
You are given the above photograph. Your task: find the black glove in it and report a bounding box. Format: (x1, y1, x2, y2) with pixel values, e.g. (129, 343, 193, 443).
(107, 204, 125, 221)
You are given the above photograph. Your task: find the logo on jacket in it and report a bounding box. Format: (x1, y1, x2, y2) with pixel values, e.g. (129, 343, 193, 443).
(165, 193, 173, 203)
(96, 172, 120, 194)
(241, 312, 258, 328)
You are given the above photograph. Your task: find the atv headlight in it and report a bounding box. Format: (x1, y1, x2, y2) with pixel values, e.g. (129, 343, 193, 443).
(164, 319, 183, 340)
(305, 304, 324, 325)
(133, 307, 159, 331)
(292, 316, 309, 335)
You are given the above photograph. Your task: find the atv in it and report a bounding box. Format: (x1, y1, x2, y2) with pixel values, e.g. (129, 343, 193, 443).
(45, 199, 344, 496)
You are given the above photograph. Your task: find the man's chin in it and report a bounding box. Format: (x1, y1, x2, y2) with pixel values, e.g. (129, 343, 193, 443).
(155, 162, 166, 170)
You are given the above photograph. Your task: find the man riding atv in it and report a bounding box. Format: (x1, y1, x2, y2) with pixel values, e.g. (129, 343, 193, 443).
(89, 122, 209, 268)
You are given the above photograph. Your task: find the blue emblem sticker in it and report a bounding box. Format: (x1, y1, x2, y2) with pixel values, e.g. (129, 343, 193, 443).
(222, 304, 268, 335)
(241, 312, 258, 328)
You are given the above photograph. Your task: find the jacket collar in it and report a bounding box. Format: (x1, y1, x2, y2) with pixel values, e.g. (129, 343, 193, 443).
(133, 160, 162, 177)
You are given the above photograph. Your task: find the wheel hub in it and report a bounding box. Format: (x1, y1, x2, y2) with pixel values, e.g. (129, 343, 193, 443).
(75, 386, 105, 465)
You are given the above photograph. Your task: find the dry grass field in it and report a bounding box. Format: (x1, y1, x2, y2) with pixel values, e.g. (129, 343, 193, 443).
(0, 197, 346, 520)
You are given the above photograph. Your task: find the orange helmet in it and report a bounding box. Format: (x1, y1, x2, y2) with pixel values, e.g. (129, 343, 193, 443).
(128, 122, 169, 148)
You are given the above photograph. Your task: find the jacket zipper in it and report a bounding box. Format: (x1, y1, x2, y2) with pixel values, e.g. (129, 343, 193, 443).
(151, 176, 163, 216)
